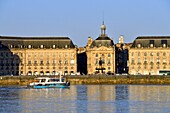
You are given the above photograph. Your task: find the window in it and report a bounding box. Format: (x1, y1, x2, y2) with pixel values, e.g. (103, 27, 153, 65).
(150, 58, 154, 63)
(132, 58, 134, 64)
(102, 58, 105, 64)
(40, 60, 43, 65)
(137, 44, 141, 48)
(53, 45, 56, 48)
(59, 59, 62, 64)
(163, 58, 166, 64)
(71, 60, 74, 64)
(28, 60, 31, 64)
(65, 53, 68, 57)
(59, 53, 62, 57)
(71, 53, 74, 58)
(96, 54, 98, 57)
(150, 52, 154, 56)
(53, 53, 56, 57)
(40, 45, 44, 48)
(150, 40, 154, 47)
(157, 52, 159, 56)
(95, 59, 98, 64)
(138, 58, 141, 63)
(163, 44, 166, 48)
(47, 53, 49, 57)
(28, 53, 31, 57)
(64, 59, 68, 64)
(161, 40, 167, 47)
(47, 60, 49, 64)
(138, 52, 140, 56)
(40, 53, 43, 57)
(34, 60, 37, 64)
(52, 60, 56, 64)
(132, 52, 134, 56)
(163, 52, 166, 56)
(144, 52, 147, 56)
(150, 44, 154, 47)
(34, 53, 37, 57)
(157, 58, 160, 64)
(108, 59, 111, 64)
(102, 54, 104, 57)
(28, 45, 31, 48)
(108, 53, 111, 57)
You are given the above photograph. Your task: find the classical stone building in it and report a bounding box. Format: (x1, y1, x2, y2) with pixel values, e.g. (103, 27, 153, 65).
(86, 22, 115, 74)
(0, 36, 77, 76)
(129, 36, 170, 75)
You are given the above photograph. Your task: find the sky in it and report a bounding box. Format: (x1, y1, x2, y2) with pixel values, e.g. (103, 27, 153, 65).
(0, 0, 170, 47)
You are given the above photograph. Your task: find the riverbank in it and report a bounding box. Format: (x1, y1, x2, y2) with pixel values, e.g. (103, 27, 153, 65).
(1, 75, 170, 86)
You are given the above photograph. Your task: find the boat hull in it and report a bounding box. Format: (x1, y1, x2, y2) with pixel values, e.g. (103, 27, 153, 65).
(33, 84, 69, 89)
(29, 82, 70, 89)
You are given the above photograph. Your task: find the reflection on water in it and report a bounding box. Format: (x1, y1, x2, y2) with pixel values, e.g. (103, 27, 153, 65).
(0, 85, 170, 113)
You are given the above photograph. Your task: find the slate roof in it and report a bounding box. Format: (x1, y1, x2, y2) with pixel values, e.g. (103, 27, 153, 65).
(131, 36, 170, 48)
(0, 36, 75, 49)
(90, 35, 114, 48)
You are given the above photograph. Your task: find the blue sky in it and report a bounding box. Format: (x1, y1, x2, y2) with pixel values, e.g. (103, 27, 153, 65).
(0, 0, 170, 47)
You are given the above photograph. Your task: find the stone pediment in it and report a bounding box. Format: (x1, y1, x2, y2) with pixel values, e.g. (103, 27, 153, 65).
(95, 46, 112, 51)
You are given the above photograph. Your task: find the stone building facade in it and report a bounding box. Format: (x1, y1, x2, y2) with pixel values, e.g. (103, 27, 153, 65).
(86, 22, 115, 74)
(129, 36, 170, 75)
(0, 36, 77, 76)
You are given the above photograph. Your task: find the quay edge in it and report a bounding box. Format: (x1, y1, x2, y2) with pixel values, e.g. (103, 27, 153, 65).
(1, 75, 170, 86)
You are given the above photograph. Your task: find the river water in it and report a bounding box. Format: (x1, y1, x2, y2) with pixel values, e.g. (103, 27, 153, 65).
(0, 85, 170, 113)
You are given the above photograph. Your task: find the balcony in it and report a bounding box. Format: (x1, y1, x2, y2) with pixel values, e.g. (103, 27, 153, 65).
(40, 63, 44, 66)
(27, 64, 32, 66)
(137, 62, 141, 65)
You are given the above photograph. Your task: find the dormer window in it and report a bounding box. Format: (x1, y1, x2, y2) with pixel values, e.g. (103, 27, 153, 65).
(10, 45, 13, 48)
(149, 40, 154, 48)
(20, 45, 23, 49)
(137, 44, 141, 48)
(28, 45, 32, 49)
(40, 45, 44, 49)
(65, 45, 68, 48)
(163, 44, 166, 48)
(161, 40, 167, 48)
(150, 44, 153, 48)
(53, 45, 55, 48)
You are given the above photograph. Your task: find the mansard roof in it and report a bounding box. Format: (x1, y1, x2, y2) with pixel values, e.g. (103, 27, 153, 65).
(131, 36, 170, 48)
(0, 36, 75, 49)
(90, 35, 114, 48)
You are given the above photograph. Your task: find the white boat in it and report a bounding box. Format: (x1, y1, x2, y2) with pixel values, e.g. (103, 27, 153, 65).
(28, 75, 70, 89)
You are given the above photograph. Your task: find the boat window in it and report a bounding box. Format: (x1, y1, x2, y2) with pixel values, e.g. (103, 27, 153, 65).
(50, 78, 59, 82)
(41, 79, 46, 82)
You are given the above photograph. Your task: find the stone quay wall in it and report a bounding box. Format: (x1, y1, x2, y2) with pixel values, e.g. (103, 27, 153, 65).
(0, 75, 170, 86)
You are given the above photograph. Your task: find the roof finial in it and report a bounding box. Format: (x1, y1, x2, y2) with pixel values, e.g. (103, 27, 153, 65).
(101, 21, 106, 36)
